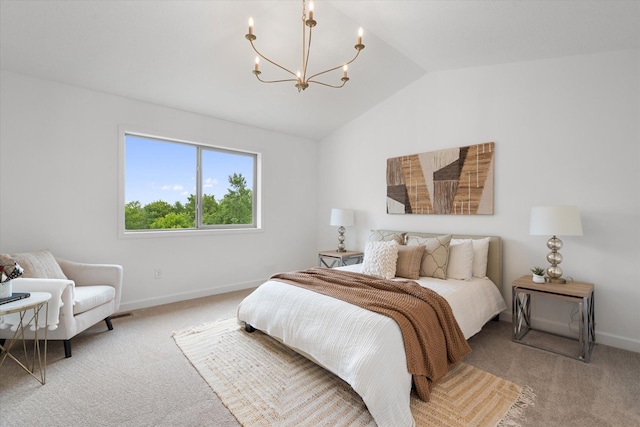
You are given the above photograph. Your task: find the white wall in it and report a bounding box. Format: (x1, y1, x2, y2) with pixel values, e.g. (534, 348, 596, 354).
(0, 71, 319, 311)
(317, 50, 640, 353)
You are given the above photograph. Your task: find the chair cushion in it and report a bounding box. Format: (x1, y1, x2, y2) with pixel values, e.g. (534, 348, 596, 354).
(73, 285, 115, 315)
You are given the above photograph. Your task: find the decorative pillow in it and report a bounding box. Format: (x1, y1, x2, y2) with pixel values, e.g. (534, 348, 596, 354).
(406, 235, 452, 279)
(361, 240, 399, 280)
(447, 239, 474, 280)
(0, 249, 67, 279)
(395, 245, 425, 280)
(368, 230, 406, 245)
(452, 237, 490, 278)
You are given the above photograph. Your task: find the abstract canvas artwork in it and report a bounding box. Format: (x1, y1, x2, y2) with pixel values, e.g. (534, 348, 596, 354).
(387, 142, 494, 215)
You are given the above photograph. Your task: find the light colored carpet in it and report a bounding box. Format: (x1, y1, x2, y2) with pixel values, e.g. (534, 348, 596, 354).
(173, 318, 534, 427)
(1, 289, 639, 426)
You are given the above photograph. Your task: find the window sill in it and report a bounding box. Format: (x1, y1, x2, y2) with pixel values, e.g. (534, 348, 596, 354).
(118, 227, 263, 240)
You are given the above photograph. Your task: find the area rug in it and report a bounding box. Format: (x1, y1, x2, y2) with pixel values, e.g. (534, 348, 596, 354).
(173, 318, 534, 427)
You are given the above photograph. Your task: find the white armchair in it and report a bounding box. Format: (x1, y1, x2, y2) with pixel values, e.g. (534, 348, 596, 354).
(0, 258, 123, 358)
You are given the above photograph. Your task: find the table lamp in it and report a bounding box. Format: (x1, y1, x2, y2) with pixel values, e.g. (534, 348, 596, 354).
(529, 206, 583, 284)
(330, 208, 354, 252)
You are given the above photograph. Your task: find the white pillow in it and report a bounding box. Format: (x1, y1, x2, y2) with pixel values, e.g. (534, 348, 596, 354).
(451, 237, 490, 278)
(447, 239, 474, 280)
(361, 240, 399, 280)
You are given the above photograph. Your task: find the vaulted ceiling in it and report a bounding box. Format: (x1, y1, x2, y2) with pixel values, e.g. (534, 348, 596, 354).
(2, 1, 639, 140)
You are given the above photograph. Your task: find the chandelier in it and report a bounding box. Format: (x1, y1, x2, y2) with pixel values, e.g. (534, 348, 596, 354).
(245, 0, 365, 92)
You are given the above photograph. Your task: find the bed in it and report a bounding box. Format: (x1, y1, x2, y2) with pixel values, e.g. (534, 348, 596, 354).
(236, 231, 506, 427)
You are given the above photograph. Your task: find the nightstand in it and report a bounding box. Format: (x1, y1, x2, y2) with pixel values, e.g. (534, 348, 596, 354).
(318, 250, 364, 268)
(512, 275, 595, 362)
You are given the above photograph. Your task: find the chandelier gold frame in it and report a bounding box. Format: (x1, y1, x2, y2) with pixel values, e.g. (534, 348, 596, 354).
(245, 0, 365, 92)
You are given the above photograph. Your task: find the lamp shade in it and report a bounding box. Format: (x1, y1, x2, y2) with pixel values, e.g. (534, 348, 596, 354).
(529, 206, 583, 236)
(330, 208, 354, 227)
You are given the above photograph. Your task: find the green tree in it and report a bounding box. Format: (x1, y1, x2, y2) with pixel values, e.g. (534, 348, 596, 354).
(173, 199, 195, 227)
(216, 173, 253, 224)
(124, 173, 252, 229)
(185, 194, 197, 226)
(173, 201, 185, 214)
(150, 212, 192, 229)
(202, 193, 220, 225)
(143, 200, 174, 227)
(124, 201, 145, 230)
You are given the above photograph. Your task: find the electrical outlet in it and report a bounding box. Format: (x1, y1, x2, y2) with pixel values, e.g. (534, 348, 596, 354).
(154, 269, 162, 279)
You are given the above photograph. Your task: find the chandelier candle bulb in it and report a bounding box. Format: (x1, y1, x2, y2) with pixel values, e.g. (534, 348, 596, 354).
(358, 27, 363, 45)
(248, 17, 253, 35)
(343, 65, 348, 78)
(254, 57, 260, 72)
(309, 1, 314, 20)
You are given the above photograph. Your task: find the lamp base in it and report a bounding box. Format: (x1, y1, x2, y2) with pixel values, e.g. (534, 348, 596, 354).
(545, 235, 566, 284)
(545, 277, 566, 284)
(336, 226, 346, 252)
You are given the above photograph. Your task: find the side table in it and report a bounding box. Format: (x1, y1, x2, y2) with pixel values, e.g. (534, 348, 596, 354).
(512, 275, 595, 362)
(0, 292, 51, 384)
(318, 250, 364, 268)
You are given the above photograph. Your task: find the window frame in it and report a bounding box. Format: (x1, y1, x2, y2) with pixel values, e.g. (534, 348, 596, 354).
(118, 127, 262, 239)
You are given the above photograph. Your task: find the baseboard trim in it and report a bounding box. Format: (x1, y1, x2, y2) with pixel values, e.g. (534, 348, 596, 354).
(498, 312, 640, 354)
(596, 331, 640, 354)
(118, 279, 263, 313)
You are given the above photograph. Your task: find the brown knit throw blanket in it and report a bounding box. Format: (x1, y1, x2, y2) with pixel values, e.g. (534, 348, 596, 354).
(270, 268, 472, 402)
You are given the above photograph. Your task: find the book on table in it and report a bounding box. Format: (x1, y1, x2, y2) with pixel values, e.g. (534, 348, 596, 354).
(0, 292, 31, 306)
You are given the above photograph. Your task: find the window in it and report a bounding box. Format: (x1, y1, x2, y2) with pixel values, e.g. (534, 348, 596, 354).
(122, 132, 259, 234)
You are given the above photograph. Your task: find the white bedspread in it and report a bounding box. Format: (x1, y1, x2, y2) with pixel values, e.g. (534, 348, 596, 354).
(236, 265, 506, 427)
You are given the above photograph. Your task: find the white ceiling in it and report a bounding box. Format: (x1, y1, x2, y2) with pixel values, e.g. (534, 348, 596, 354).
(1, 1, 639, 141)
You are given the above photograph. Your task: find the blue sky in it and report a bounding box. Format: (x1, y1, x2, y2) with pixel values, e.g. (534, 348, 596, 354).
(125, 135, 254, 206)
